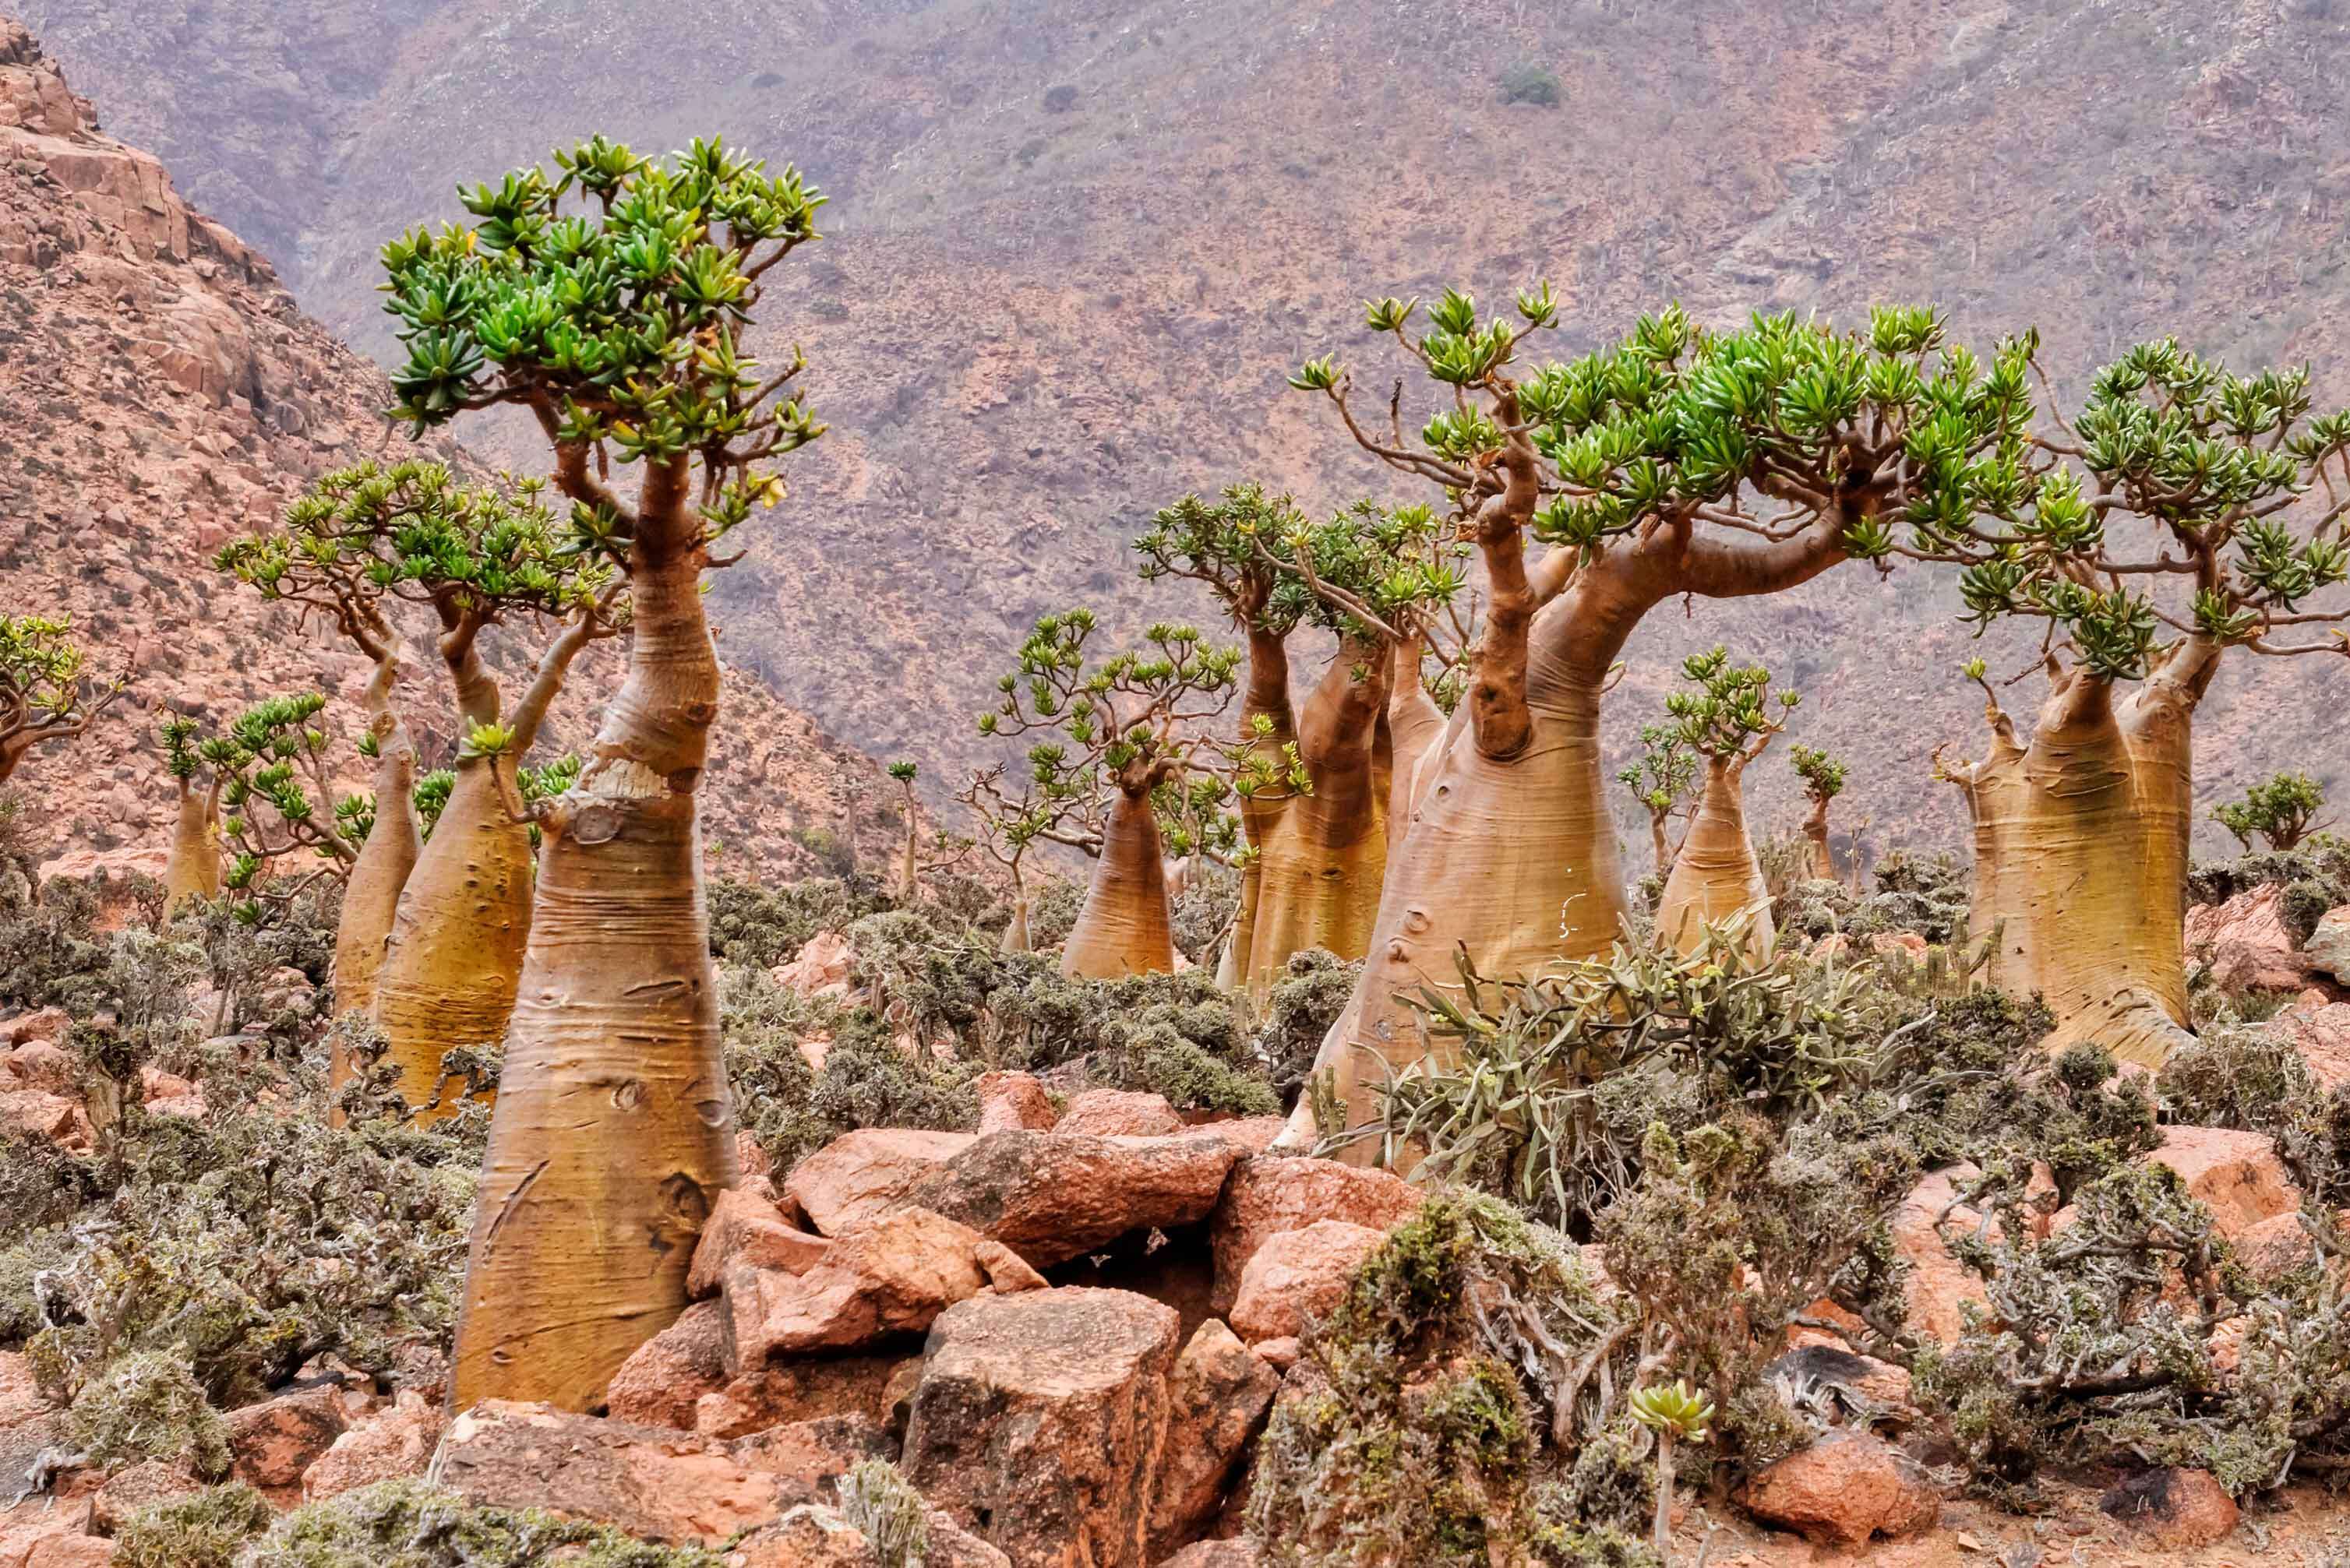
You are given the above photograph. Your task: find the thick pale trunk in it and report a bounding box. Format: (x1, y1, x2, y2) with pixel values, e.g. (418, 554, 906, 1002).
(451, 535, 736, 1413)
(1385, 633, 1448, 856)
(1060, 788, 1175, 978)
(1655, 759, 1772, 956)
(1949, 708, 2038, 996)
(162, 779, 221, 916)
(1801, 795, 1836, 883)
(370, 758, 533, 1121)
(1649, 812, 1674, 876)
(329, 661, 420, 1025)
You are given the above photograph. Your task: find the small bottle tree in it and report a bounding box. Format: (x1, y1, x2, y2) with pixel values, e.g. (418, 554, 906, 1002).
(1618, 722, 1698, 876)
(1787, 742, 1849, 883)
(1134, 484, 1463, 996)
(956, 754, 1101, 953)
(1651, 647, 1798, 955)
(1, 614, 124, 787)
(162, 695, 365, 926)
(155, 711, 223, 915)
(379, 133, 827, 1407)
(221, 460, 617, 1108)
(2213, 771, 2329, 854)
(883, 762, 970, 906)
(979, 609, 1297, 978)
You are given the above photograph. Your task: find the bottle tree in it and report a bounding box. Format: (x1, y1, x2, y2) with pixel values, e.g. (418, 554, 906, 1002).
(154, 712, 223, 914)
(1935, 341, 2349, 1067)
(883, 762, 971, 906)
(163, 694, 365, 914)
(1618, 721, 1698, 876)
(979, 609, 1297, 978)
(1277, 295, 2036, 1143)
(1134, 484, 1463, 997)
(956, 755, 1101, 953)
(380, 134, 827, 1408)
(1788, 742, 1849, 883)
(0, 615, 123, 787)
(222, 460, 616, 1110)
(1650, 647, 1798, 954)
(2214, 771, 2329, 854)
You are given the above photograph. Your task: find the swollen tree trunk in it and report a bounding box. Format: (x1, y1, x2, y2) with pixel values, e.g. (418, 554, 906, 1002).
(1801, 794, 1837, 883)
(452, 484, 736, 1413)
(1654, 756, 1772, 957)
(161, 777, 221, 917)
(1385, 632, 1448, 856)
(329, 655, 420, 1026)
(1960, 643, 2214, 1069)
(1943, 699, 2037, 997)
(372, 617, 595, 1122)
(1278, 497, 1854, 1151)
(1001, 863, 1032, 954)
(1230, 633, 1392, 1000)
(1060, 787, 1175, 978)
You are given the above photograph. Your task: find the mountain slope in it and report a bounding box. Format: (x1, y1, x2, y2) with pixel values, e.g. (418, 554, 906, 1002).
(0, 19, 902, 883)
(23, 0, 2350, 860)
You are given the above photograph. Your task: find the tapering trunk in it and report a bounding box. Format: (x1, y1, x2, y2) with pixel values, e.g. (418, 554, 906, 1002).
(1385, 633, 1448, 856)
(1231, 640, 1391, 1000)
(369, 757, 533, 1121)
(162, 778, 220, 917)
(1002, 890, 1032, 953)
(1649, 812, 1674, 876)
(1948, 706, 2037, 997)
(451, 532, 736, 1413)
(329, 664, 420, 1025)
(1060, 788, 1174, 978)
(1655, 758, 1772, 956)
(1801, 795, 1837, 883)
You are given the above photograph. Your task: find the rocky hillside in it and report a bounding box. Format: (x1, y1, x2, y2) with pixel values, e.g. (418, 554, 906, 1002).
(20, 0, 2350, 860)
(0, 20, 907, 883)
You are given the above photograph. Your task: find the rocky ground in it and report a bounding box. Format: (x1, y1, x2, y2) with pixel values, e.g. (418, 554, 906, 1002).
(0, 19, 912, 886)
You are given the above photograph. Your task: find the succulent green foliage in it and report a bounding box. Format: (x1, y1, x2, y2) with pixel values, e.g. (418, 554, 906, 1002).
(978, 608, 1299, 862)
(1247, 1193, 1639, 1567)
(113, 1483, 276, 1568)
(379, 135, 824, 561)
(1616, 724, 1696, 830)
(706, 872, 893, 968)
(0, 613, 121, 772)
(2213, 770, 2329, 853)
(1660, 646, 1798, 762)
(1789, 742, 1847, 803)
(246, 1478, 725, 1566)
(1134, 482, 1466, 643)
(219, 460, 613, 635)
(166, 695, 361, 915)
(1629, 1381, 1715, 1443)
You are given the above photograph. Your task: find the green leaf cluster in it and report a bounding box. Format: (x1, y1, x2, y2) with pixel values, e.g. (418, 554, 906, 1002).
(1660, 646, 1798, 760)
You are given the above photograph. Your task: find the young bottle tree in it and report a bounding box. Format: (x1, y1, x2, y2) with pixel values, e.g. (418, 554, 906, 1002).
(883, 762, 971, 906)
(379, 133, 827, 1408)
(154, 711, 223, 914)
(1788, 742, 1849, 883)
(1134, 484, 1463, 997)
(979, 609, 1298, 978)
(221, 460, 617, 1112)
(956, 754, 1101, 953)
(2213, 771, 2329, 854)
(1, 615, 123, 787)
(161, 694, 364, 922)
(1277, 294, 2034, 1143)
(1935, 341, 2349, 1066)
(1650, 647, 1798, 954)
(1618, 721, 1698, 876)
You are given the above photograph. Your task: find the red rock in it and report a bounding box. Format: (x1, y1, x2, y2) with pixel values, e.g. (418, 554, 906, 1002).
(1868, 931, 1928, 961)
(786, 1129, 976, 1236)
(224, 1383, 346, 1490)
(1184, 1115, 1288, 1153)
(975, 1071, 1057, 1133)
(1737, 1430, 1940, 1549)
(608, 1300, 730, 1429)
(2, 1010, 68, 1048)
(22, 1537, 112, 1568)
(775, 931, 856, 1000)
(1158, 1544, 1258, 1568)
(1055, 1090, 1181, 1138)
(3, 1041, 73, 1093)
(0, 1352, 51, 1431)
(435, 1400, 878, 1547)
(2237, 1209, 2315, 1281)
(0, 1090, 90, 1150)
(898, 1129, 1247, 1270)
(690, 1188, 834, 1298)
(720, 1207, 1036, 1371)
(1146, 1320, 1279, 1557)
(2187, 884, 2310, 992)
(1890, 1165, 2000, 1344)
(301, 1389, 443, 1501)
(1250, 1337, 1301, 1371)
(726, 1503, 876, 1566)
(1208, 1156, 1421, 1313)
(137, 1065, 196, 1104)
(2151, 1126, 2299, 1242)
(88, 1457, 200, 1533)
(903, 1288, 1182, 1568)
(1226, 1220, 1384, 1344)
(2273, 1002, 2350, 1091)
(2101, 1467, 2239, 1548)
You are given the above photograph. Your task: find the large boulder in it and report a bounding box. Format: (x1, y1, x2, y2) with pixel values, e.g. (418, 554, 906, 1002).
(605, 1300, 902, 1438)
(975, 1071, 1057, 1133)
(607, 1299, 732, 1429)
(2149, 1126, 2299, 1242)
(432, 1400, 885, 1547)
(785, 1129, 977, 1236)
(690, 1188, 836, 1298)
(1737, 1430, 1940, 1549)
(224, 1383, 346, 1491)
(1226, 1221, 1385, 1345)
(2273, 1002, 2350, 1090)
(1055, 1090, 1182, 1138)
(301, 1389, 442, 1501)
(2302, 904, 2350, 985)
(1208, 1155, 1420, 1313)
(719, 1207, 1043, 1372)
(2187, 883, 2310, 993)
(902, 1287, 1181, 1568)
(895, 1129, 1247, 1269)
(1146, 1320, 1279, 1557)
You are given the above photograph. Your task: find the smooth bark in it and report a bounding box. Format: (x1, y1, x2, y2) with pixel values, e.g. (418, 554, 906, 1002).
(1654, 756, 1773, 957)
(161, 777, 221, 917)
(1060, 787, 1176, 978)
(328, 654, 419, 1028)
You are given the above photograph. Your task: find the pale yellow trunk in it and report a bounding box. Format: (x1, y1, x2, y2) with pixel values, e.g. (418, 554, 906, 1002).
(330, 684, 420, 1026)
(369, 758, 534, 1121)
(1654, 759, 1772, 957)
(451, 532, 737, 1413)
(1385, 634, 1448, 857)
(1060, 788, 1175, 979)
(1947, 706, 2038, 998)
(1801, 796, 1837, 883)
(161, 780, 220, 917)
